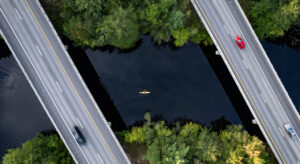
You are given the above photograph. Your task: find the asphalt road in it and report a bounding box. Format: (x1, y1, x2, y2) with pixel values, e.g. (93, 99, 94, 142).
(191, 0, 300, 163)
(0, 0, 130, 163)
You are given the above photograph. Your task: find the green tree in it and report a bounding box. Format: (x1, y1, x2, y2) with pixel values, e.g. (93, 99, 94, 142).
(123, 113, 275, 164)
(168, 10, 186, 31)
(243, 137, 266, 164)
(195, 128, 222, 163)
(154, 120, 172, 137)
(98, 6, 140, 49)
(47, 0, 300, 49)
(171, 28, 190, 47)
(144, 136, 189, 164)
(162, 142, 189, 164)
(124, 127, 146, 143)
(74, 0, 104, 16)
(179, 122, 201, 137)
(250, 0, 300, 39)
(2, 134, 72, 164)
(60, 0, 105, 47)
(225, 149, 244, 164)
(138, 0, 178, 44)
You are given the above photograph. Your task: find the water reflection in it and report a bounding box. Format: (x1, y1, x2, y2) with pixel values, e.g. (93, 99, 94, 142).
(1, 35, 300, 158)
(263, 41, 300, 111)
(0, 55, 53, 157)
(86, 35, 242, 126)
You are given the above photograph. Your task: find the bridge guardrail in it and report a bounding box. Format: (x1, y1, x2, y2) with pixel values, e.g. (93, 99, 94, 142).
(0, 19, 79, 164)
(34, 0, 131, 163)
(233, 0, 300, 122)
(190, 0, 284, 162)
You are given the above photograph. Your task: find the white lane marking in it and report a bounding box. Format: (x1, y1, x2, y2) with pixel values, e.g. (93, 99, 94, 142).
(32, 2, 130, 162)
(56, 81, 63, 93)
(14, 8, 22, 20)
(97, 153, 104, 164)
(222, 0, 300, 140)
(0, 8, 90, 164)
(242, 59, 248, 69)
(37, 0, 131, 159)
(223, 25, 229, 34)
(77, 118, 83, 128)
(279, 127, 284, 136)
(35, 45, 43, 56)
(261, 94, 267, 104)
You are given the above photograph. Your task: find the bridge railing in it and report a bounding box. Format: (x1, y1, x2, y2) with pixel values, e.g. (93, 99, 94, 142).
(233, 0, 300, 122)
(0, 10, 79, 164)
(34, 0, 131, 163)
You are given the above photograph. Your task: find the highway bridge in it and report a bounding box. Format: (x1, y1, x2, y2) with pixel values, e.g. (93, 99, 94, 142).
(0, 0, 130, 163)
(191, 0, 300, 163)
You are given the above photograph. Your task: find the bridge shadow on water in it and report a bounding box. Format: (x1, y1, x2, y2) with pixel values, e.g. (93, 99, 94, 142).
(0, 39, 11, 59)
(1, 35, 266, 136)
(200, 44, 265, 140)
(62, 38, 127, 131)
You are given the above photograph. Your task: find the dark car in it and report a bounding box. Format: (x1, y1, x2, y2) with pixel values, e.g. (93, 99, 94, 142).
(72, 127, 86, 145)
(284, 124, 297, 140)
(235, 36, 245, 49)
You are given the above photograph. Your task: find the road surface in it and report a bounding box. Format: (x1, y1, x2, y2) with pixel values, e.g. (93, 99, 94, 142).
(0, 0, 131, 163)
(191, 0, 300, 163)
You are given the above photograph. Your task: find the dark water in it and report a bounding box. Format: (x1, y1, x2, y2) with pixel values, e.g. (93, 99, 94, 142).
(0, 42, 53, 157)
(264, 41, 300, 109)
(86, 36, 241, 126)
(1, 36, 300, 157)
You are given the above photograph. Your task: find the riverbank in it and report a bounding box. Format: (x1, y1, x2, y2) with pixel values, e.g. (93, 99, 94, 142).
(1, 113, 278, 164)
(2, 31, 300, 162)
(1, 0, 300, 161)
(41, 0, 300, 50)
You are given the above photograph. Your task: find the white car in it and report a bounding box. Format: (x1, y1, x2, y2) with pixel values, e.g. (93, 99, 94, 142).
(284, 124, 297, 139)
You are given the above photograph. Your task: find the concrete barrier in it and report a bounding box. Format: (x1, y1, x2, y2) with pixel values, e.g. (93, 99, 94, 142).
(34, 0, 130, 163)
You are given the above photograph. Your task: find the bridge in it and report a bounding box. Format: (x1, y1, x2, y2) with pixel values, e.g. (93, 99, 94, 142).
(0, 0, 130, 163)
(191, 0, 300, 163)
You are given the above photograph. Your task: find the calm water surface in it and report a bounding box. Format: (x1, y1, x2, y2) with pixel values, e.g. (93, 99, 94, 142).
(87, 36, 240, 126)
(0, 55, 53, 157)
(0, 36, 300, 157)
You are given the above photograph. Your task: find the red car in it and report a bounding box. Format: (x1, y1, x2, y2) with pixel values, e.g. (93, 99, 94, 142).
(235, 36, 245, 49)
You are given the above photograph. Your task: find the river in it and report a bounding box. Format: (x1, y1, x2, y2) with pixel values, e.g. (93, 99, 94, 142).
(0, 36, 299, 157)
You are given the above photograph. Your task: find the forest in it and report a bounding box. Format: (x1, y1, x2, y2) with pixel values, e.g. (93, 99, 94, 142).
(2, 113, 277, 164)
(43, 0, 300, 49)
(121, 112, 276, 164)
(2, 133, 73, 164)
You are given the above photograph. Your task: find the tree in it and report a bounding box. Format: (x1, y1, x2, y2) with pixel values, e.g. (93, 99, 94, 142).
(272, 0, 300, 36)
(168, 10, 186, 31)
(144, 136, 189, 164)
(154, 120, 172, 137)
(124, 127, 146, 143)
(219, 125, 269, 163)
(98, 6, 140, 49)
(171, 28, 190, 47)
(74, 0, 104, 16)
(47, 0, 300, 49)
(179, 122, 201, 137)
(162, 142, 189, 164)
(123, 113, 276, 164)
(250, 0, 300, 39)
(226, 149, 244, 164)
(243, 136, 266, 164)
(138, 0, 179, 44)
(2, 134, 72, 164)
(195, 128, 222, 163)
